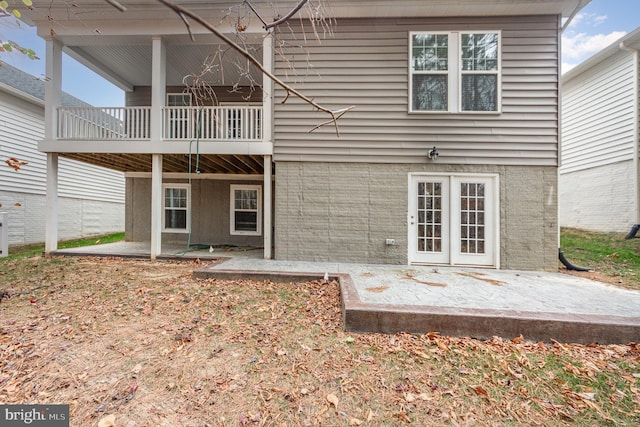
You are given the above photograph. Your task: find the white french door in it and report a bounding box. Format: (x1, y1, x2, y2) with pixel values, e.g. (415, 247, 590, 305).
(408, 174, 498, 267)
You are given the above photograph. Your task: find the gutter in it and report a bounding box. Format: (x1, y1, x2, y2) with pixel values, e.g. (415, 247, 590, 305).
(0, 81, 44, 107)
(561, 0, 591, 34)
(620, 41, 640, 227)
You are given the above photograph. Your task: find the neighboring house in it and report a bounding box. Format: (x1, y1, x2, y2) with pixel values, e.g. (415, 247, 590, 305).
(560, 28, 640, 234)
(0, 62, 125, 246)
(18, 0, 588, 270)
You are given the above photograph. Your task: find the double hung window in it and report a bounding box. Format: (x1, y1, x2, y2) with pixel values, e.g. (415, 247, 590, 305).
(163, 184, 190, 232)
(230, 185, 261, 235)
(410, 31, 500, 113)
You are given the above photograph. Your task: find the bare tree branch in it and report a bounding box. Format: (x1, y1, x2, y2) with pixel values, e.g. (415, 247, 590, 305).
(242, 0, 268, 28)
(264, 0, 309, 30)
(103, 0, 127, 13)
(243, 0, 309, 30)
(156, 0, 354, 135)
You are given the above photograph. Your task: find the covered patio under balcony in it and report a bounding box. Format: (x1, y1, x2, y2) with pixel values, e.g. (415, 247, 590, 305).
(38, 22, 276, 260)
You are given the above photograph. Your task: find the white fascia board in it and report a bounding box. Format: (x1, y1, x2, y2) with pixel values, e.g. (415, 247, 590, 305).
(38, 139, 274, 155)
(125, 172, 268, 180)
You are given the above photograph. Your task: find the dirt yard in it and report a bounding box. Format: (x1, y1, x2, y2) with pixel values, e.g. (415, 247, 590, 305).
(0, 257, 638, 426)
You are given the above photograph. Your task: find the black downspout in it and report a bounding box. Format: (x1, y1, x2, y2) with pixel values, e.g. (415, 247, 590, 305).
(559, 249, 591, 272)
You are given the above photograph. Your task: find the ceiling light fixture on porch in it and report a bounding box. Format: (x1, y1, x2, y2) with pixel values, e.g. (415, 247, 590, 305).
(428, 146, 439, 161)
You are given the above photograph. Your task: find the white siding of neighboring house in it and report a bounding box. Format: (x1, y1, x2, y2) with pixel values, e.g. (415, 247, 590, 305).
(561, 50, 636, 173)
(0, 89, 125, 246)
(273, 15, 560, 166)
(559, 49, 637, 232)
(559, 160, 635, 232)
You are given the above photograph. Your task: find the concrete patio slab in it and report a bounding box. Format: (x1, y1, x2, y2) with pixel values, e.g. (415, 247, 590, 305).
(195, 257, 640, 345)
(53, 242, 640, 344)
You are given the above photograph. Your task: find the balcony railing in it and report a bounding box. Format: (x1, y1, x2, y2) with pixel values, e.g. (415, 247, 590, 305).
(57, 106, 262, 141)
(58, 107, 151, 140)
(164, 106, 262, 141)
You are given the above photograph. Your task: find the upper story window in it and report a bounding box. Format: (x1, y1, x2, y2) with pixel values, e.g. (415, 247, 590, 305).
(410, 31, 500, 113)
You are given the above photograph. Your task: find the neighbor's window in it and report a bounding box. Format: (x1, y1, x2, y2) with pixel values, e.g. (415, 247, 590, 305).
(410, 31, 500, 113)
(230, 185, 261, 235)
(163, 184, 190, 232)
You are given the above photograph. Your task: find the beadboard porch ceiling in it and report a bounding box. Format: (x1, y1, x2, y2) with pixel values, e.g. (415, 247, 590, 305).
(61, 153, 267, 175)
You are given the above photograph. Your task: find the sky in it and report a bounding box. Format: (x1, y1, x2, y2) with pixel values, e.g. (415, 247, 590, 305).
(562, 0, 640, 73)
(1, 0, 639, 106)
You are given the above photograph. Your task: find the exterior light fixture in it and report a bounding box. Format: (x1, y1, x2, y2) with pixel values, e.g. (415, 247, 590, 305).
(428, 146, 439, 161)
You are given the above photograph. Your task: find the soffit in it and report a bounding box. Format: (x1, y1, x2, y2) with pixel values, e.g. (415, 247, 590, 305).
(18, 0, 586, 26)
(66, 41, 263, 88)
(15, 0, 586, 90)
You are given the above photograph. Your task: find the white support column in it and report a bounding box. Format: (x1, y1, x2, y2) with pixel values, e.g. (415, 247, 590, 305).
(262, 33, 274, 144)
(150, 154, 163, 259)
(44, 38, 62, 255)
(45, 153, 59, 254)
(44, 38, 62, 141)
(263, 155, 272, 259)
(263, 33, 274, 259)
(151, 36, 166, 143)
(150, 37, 166, 260)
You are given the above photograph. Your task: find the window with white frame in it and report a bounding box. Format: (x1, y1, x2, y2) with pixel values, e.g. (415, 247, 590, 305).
(230, 185, 261, 235)
(163, 184, 190, 232)
(410, 31, 500, 113)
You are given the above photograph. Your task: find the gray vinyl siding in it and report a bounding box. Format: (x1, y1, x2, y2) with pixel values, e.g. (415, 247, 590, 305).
(273, 15, 560, 166)
(125, 86, 263, 106)
(561, 50, 637, 173)
(125, 177, 269, 247)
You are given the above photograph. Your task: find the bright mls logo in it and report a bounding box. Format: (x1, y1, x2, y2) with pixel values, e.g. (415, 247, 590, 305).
(1, 405, 69, 426)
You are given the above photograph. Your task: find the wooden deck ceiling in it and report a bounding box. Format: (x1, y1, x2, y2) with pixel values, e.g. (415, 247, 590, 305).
(62, 153, 266, 175)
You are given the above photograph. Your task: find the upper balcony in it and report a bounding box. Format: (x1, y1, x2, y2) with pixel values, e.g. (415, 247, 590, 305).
(57, 105, 263, 142)
(41, 103, 271, 160)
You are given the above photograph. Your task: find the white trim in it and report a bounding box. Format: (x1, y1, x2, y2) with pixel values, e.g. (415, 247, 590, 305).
(263, 155, 273, 259)
(44, 153, 59, 254)
(125, 172, 269, 180)
(458, 31, 502, 114)
(229, 184, 262, 236)
(162, 183, 191, 233)
(150, 154, 163, 258)
(408, 172, 500, 268)
(409, 31, 501, 114)
(407, 175, 451, 264)
(150, 37, 166, 145)
(408, 31, 450, 113)
(220, 101, 262, 106)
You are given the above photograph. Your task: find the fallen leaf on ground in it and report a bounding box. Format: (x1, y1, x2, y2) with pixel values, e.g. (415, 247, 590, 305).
(472, 385, 490, 399)
(457, 272, 504, 286)
(327, 393, 339, 409)
(98, 414, 116, 427)
(365, 286, 389, 293)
